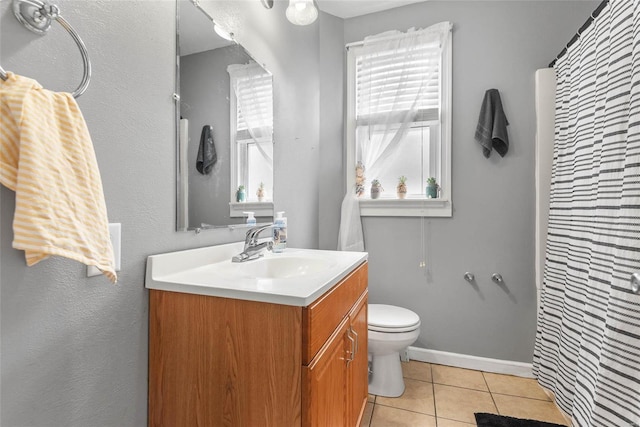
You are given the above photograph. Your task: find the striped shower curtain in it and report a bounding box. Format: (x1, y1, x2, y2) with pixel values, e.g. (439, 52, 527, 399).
(533, 1, 640, 426)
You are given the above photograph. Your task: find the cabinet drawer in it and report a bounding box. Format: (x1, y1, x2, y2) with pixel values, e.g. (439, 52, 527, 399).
(302, 262, 367, 365)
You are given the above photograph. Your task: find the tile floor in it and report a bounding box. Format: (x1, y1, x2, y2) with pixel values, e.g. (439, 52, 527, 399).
(361, 361, 570, 427)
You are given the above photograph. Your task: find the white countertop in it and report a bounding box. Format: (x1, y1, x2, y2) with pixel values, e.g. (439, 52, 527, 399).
(145, 242, 368, 307)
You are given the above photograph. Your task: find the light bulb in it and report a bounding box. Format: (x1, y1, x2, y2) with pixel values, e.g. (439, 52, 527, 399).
(286, 0, 317, 26)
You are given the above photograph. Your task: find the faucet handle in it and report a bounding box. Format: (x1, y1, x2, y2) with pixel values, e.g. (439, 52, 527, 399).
(245, 223, 273, 244)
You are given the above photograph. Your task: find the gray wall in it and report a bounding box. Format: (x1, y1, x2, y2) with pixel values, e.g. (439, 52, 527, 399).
(318, 11, 345, 251)
(0, 0, 318, 425)
(327, 1, 598, 362)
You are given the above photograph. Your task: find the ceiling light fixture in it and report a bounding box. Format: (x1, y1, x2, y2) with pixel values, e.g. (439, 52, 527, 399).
(286, 0, 317, 26)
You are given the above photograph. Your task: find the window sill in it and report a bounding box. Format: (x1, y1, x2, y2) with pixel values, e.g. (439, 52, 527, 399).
(358, 198, 452, 217)
(230, 201, 274, 218)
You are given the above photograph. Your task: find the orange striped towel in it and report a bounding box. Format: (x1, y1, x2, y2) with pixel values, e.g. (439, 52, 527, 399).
(0, 72, 117, 283)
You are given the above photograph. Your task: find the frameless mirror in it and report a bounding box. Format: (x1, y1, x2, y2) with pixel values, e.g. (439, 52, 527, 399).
(176, 0, 274, 232)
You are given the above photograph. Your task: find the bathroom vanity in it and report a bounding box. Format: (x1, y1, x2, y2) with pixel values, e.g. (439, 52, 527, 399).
(146, 243, 368, 426)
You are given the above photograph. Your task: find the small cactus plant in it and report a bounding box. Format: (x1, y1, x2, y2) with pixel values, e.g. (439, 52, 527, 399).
(236, 185, 246, 202)
(397, 176, 408, 199)
(426, 177, 439, 198)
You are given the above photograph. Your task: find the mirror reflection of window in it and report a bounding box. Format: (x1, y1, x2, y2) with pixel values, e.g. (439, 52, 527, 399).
(228, 63, 274, 205)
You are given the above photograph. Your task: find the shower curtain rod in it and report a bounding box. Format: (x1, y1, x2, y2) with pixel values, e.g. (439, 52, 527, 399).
(548, 0, 609, 68)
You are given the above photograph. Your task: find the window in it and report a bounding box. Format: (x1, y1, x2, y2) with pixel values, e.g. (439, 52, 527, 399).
(228, 62, 273, 217)
(346, 23, 452, 217)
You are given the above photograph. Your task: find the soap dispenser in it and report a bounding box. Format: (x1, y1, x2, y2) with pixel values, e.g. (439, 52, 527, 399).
(272, 211, 287, 253)
(244, 211, 257, 226)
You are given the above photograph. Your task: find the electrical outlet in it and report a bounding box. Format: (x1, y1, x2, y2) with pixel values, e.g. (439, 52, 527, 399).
(87, 223, 121, 277)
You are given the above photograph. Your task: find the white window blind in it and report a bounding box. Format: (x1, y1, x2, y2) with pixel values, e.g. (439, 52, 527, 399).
(356, 39, 441, 126)
(228, 63, 273, 141)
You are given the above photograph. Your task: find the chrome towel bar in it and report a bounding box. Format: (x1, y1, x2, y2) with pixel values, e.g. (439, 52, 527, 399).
(0, 0, 91, 98)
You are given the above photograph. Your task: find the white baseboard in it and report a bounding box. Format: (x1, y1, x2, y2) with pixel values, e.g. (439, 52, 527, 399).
(407, 347, 535, 378)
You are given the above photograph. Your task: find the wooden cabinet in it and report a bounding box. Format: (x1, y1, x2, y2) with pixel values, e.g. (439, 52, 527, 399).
(149, 262, 368, 427)
(302, 291, 368, 427)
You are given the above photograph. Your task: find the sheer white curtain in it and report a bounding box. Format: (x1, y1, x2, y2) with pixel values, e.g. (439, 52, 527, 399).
(338, 22, 451, 251)
(228, 62, 273, 167)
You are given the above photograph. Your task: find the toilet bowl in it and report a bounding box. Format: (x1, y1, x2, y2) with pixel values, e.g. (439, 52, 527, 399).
(368, 304, 421, 397)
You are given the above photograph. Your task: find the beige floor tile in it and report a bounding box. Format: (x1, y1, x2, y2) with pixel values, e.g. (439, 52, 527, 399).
(432, 364, 489, 391)
(368, 394, 376, 403)
(360, 402, 374, 427)
(433, 384, 497, 424)
(483, 372, 551, 401)
(402, 360, 432, 383)
(376, 378, 435, 415)
(370, 405, 437, 427)
(493, 394, 570, 426)
(436, 418, 476, 427)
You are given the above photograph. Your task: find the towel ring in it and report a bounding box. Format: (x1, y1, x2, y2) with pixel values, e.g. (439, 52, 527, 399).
(0, 0, 91, 98)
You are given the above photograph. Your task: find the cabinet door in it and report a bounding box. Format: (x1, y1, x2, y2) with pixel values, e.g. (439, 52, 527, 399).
(348, 291, 368, 427)
(302, 317, 350, 427)
(149, 291, 302, 427)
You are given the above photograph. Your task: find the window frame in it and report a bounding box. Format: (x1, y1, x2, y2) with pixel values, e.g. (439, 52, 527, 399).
(229, 77, 273, 218)
(345, 29, 453, 218)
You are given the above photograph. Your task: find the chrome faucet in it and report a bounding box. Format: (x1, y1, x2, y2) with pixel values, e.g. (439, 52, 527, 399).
(232, 224, 273, 263)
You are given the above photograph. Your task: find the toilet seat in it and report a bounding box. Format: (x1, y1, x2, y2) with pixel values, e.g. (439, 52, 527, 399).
(368, 304, 421, 333)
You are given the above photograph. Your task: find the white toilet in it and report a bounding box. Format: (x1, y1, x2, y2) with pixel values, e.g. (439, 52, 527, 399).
(368, 304, 421, 397)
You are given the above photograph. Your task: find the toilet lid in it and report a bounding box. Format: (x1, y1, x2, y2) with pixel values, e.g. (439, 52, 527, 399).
(368, 304, 421, 333)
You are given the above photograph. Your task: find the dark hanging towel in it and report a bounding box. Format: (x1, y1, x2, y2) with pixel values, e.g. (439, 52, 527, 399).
(474, 89, 509, 158)
(196, 125, 217, 174)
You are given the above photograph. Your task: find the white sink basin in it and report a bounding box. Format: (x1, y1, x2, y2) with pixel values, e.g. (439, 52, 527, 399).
(145, 242, 368, 306)
(213, 255, 334, 280)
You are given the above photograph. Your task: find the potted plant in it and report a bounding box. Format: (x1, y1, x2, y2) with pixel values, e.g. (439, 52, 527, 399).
(236, 185, 246, 202)
(426, 177, 439, 199)
(397, 176, 408, 199)
(370, 179, 383, 199)
(256, 182, 266, 202)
